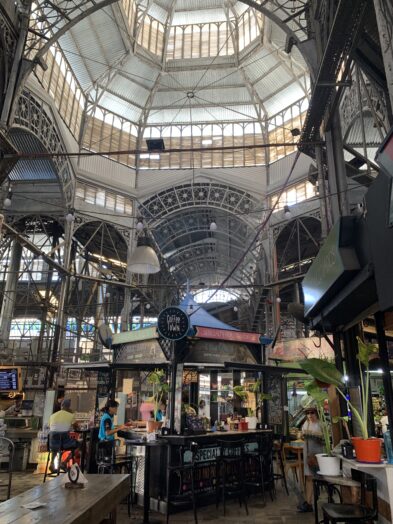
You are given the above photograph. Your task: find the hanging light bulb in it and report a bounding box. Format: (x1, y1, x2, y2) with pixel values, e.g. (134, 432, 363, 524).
(136, 221, 144, 231)
(3, 189, 12, 208)
(145, 303, 151, 310)
(233, 306, 238, 312)
(283, 205, 292, 220)
(65, 209, 75, 223)
(276, 297, 282, 303)
(209, 221, 217, 231)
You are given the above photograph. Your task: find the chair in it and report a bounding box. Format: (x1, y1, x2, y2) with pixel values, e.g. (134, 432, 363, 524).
(216, 439, 248, 516)
(43, 433, 77, 482)
(0, 437, 14, 500)
(166, 441, 199, 524)
(321, 469, 378, 523)
(282, 443, 304, 489)
(272, 435, 289, 496)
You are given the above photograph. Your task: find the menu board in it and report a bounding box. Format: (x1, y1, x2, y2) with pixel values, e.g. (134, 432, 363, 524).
(266, 374, 283, 425)
(0, 367, 20, 391)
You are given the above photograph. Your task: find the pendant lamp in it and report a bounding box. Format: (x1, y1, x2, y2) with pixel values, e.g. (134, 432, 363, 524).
(128, 236, 160, 274)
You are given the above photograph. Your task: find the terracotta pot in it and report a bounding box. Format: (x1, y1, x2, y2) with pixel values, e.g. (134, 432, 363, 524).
(352, 437, 382, 463)
(146, 420, 162, 433)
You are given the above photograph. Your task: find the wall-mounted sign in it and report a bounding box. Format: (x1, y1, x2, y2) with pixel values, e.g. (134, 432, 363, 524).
(157, 307, 190, 341)
(194, 326, 261, 344)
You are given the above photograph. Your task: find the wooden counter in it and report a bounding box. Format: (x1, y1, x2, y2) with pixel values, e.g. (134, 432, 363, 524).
(158, 429, 272, 446)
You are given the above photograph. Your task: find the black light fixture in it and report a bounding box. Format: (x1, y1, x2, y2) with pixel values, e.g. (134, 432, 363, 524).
(146, 138, 165, 152)
(290, 128, 301, 137)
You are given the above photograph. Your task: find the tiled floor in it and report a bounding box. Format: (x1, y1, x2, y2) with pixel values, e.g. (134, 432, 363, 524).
(1, 470, 316, 523)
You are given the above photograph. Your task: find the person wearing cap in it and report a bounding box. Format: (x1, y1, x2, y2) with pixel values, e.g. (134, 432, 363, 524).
(48, 398, 79, 453)
(297, 406, 324, 513)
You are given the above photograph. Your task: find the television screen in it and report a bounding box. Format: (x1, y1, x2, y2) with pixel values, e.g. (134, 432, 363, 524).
(0, 367, 21, 392)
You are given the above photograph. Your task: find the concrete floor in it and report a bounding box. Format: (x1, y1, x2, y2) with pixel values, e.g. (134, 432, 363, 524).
(1, 470, 316, 523)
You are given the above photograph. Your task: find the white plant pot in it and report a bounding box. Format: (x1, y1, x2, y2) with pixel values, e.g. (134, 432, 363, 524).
(316, 454, 341, 476)
(245, 416, 258, 430)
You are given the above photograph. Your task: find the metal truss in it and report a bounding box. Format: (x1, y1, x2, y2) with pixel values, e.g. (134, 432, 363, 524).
(139, 182, 260, 225)
(11, 89, 74, 205)
(299, 0, 369, 156)
(24, 0, 119, 62)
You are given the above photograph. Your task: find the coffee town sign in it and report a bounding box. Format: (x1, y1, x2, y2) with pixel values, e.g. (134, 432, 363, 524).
(157, 307, 190, 341)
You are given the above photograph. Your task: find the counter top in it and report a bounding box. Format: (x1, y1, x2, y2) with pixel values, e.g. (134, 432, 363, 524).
(5, 428, 38, 439)
(158, 429, 272, 445)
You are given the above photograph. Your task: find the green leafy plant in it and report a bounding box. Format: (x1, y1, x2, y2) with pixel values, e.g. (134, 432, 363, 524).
(332, 415, 351, 440)
(233, 382, 272, 416)
(305, 381, 332, 455)
(300, 337, 378, 440)
(147, 368, 169, 421)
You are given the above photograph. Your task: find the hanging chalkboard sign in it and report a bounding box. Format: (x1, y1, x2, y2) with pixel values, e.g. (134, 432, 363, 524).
(157, 307, 189, 341)
(266, 374, 283, 425)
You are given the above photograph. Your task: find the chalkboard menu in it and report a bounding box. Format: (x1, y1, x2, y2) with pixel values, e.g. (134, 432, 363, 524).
(0, 367, 20, 392)
(266, 375, 283, 425)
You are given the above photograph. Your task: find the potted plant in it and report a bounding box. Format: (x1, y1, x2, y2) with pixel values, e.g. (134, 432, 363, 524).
(234, 382, 271, 429)
(305, 381, 341, 475)
(146, 368, 169, 433)
(300, 338, 381, 463)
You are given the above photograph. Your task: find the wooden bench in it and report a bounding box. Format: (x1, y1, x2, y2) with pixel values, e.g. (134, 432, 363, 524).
(0, 473, 130, 524)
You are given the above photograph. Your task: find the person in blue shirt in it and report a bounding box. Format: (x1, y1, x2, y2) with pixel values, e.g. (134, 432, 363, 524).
(98, 400, 126, 441)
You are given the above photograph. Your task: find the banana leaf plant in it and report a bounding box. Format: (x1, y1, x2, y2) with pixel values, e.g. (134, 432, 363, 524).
(305, 381, 332, 455)
(300, 338, 378, 440)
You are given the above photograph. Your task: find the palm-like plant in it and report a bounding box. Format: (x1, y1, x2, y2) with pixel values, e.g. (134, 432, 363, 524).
(300, 337, 378, 440)
(147, 368, 169, 421)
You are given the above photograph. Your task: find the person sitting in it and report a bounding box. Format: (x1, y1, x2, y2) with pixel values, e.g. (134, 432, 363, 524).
(99, 400, 127, 441)
(48, 398, 78, 471)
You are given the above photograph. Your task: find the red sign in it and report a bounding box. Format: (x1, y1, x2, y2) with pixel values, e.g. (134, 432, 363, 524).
(194, 326, 261, 344)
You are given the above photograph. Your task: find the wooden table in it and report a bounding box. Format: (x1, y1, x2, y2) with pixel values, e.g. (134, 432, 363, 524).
(0, 473, 130, 524)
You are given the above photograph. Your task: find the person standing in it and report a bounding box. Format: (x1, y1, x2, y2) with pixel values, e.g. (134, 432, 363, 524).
(297, 407, 324, 513)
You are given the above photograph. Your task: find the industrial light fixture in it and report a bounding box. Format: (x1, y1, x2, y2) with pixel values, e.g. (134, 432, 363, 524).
(145, 303, 151, 310)
(128, 236, 160, 274)
(209, 221, 217, 232)
(283, 205, 292, 219)
(233, 306, 238, 312)
(290, 128, 301, 137)
(276, 297, 281, 303)
(136, 221, 144, 231)
(65, 209, 75, 223)
(3, 188, 12, 208)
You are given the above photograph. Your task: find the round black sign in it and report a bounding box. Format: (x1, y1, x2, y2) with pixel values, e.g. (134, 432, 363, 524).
(157, 307, 190, 341)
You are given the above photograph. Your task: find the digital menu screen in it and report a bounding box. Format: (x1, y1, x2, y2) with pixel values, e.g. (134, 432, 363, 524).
(0, 368, 20, 391)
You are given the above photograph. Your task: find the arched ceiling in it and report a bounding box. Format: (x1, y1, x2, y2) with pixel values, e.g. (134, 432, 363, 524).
(139, 182, 263, 293)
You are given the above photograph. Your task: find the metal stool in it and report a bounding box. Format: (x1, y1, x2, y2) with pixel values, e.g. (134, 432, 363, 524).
(216, 439, 248, 516)
(166, 441, 199, 524)
(0, 437, 14, 500)
(44, 433, 77, 482)
(272, 435, 289, 496)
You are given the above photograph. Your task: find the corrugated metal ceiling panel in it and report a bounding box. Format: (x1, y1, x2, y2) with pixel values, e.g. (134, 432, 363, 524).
(243, 49, 280, 82)
(254, 66, 294, 99)
(263, 82, 306, 115)
(99, 92, 143, 123)
(106, 75, 151, 104)
(162, 67, 243, 90)
(152, 86, 252, 108)
(172, 8, 227, 25)
(59, 33, 93, 90)
(8, 130, 57, 181)
(147, 2, 168, 23)
(65, 9, 125, 85)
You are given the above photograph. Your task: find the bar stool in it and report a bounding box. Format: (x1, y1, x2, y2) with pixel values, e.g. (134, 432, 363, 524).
(43, 433, 77, 482)
(166, 441, 199, 524)
(244, 433, 272, 504)
(321, 469, 378, 523)
(216, 439, 248, 516)
(96, 440, 133, 517)
(272, 435, 289, 496)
